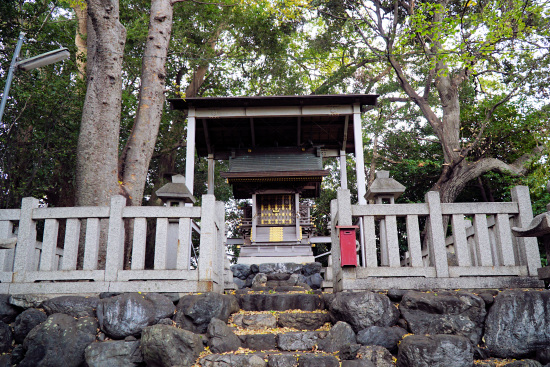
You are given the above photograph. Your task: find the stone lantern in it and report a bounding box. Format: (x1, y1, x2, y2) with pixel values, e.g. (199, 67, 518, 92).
(155, 174, 195, 269)
(365, 171, 406, 267)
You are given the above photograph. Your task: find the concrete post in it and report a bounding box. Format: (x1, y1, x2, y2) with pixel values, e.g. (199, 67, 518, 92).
(13, 197, 39, 274)
(511, 186, 541, 276)
(425, 191, 449, 278)
(207, 154, 215, 195)
(185, 107, 196, 196)
(339, 151, 347, 190)
(105, 195, 126, 281)
(198, 195, 216, 283)
(216, 200, 225, 292)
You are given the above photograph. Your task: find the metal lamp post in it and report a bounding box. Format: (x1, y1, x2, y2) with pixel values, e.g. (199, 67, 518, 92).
(0, 31, 70, 125)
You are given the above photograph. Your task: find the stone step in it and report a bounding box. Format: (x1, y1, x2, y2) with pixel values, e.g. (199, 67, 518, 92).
(235, 285, 315, 294)
(199, 351, 341, 367)
(231, 310, 331, 331)
(236, 293, 325, 311)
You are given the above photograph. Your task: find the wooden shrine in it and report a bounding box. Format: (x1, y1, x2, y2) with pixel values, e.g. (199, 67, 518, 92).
(169, 95, 378, 264)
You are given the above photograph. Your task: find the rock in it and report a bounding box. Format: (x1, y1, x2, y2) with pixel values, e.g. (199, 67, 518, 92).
(357, 345, 396, 367)
(318, 321, 356, 353)
(342, 360, 377, 367)
(240, 333, 277, 350)
(538, 347, 550, 364)
(477, 292, 495, 306)
(0, 355, 10, 367)
(0, 321, 12, 353)
(298, 354, 339, 367)
(259, 263, 303, 274)
(201, 353, 267, 367)
(357, 326, 407, 351)
(250, 264, 259, 273)
(207, 318, 241, 353)
(267, 273, 291, 281)
(399, 290, 486, 344)
(277, 312, 330, 330)
(289, 273, 306, 285)
(231, 264, 252, 280)
(175, 292, 239, 334)
(339, 343, 362, 360)
(278, 331, 322, 351)
(0, 294, 20, 323)
(97, 292, 175, 339)
(233, 313, 277, 329)
(99, 292, 122, 299)
(18, 314, 97, 367)
(305, 273, 323, 289)
(13, 308, 47, 344)
(141, 324, 204, 367)
(329, 292, 399, 333)
(233, 277, 246, 289)
(85, 340, 143, 367)
(156, 318, 173, 326)
(42, 296, 99, 318)
(252, 273, 268, 287)
(9, 294, 48, 309)
(504, 361, 543, 367)
(268, 354, 297, 367)
(246, 273, 256, 288)
(238, 293, 324, 311)
(302, 262, 322, 276)
(386, 289, 407, 302)
(159, 292, 180, 304)
(397, 334, 473, 367)
(484, 290, 550, 358)
(11, 344, 25, 365)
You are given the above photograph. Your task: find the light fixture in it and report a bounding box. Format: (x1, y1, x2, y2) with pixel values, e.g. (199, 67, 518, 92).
(16, 48, 70, 72)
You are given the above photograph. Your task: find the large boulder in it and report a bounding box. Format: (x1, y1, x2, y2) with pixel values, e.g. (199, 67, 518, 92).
(397, 334, 473, 367)
(13, 308, 47, 344)
(85, 340, 143, 367)
(141, 324, 204, 367)
(318, 321, 357, 353)
(399, 291, 486, 345)
(357, 345, 395, 367)
(0, 321, 12, 353)
(278, 331, 323, 351)
(328, 292, 399, 333)
(0, 294, 20, 323)
(207, 318, 241, 353)
(175, 292, 239, 334)
(357, 326, 407, 351)
(42, 296, 99, 318)
(484, 290, 550, 358)
(97, 293, 175, 339)
(231, 264, 252, 280)
(18, 313, 97, 367)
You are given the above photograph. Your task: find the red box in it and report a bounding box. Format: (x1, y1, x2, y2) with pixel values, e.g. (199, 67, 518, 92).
(336, 225, 359, 266)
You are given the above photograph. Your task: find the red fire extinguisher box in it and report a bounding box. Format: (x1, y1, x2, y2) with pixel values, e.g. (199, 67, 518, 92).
(336, 225, 359, 267)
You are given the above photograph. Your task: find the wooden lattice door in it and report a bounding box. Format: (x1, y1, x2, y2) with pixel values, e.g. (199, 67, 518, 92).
(258, 194, 295, 226)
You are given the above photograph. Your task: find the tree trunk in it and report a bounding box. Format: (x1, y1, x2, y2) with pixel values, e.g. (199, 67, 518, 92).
(76, 0, 126, 207)
(119, 0, 174, 206)
(74, 3, 87, 79)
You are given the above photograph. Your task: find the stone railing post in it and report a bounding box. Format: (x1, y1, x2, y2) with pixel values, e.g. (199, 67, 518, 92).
(105, 195, 126, 282)
(13, 197, 39, 275)
(511, 186, 541, 276)
(425, 191, 449, 278)
(216, 200, 225, 292)
(331, 189, 352, 292)
(198, 195, 216, 286)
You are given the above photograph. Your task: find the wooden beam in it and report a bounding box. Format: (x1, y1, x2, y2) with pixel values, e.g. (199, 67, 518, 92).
(202, 119, 212, 155)
(250, 118, 255, 147)
(194, 105, 354, 119)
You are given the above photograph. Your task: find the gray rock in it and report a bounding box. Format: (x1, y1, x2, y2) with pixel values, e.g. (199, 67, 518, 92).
(246, 273, 256, 287)
(201, 353, 267, 367)
(42, 296, 99, 318)
(250, 264, 260, 273)
(484, 290, 550, 358)
(18, 314, 97, 367)
(399, 290, 486, 344)
(13, 308, 47, 344)
(231, 264, 252, 280)
(329, 292, 399, 333)
(0, 355, 10, 367)
(305, 273, 323, 289)
(233, 313, 277, 329)
(339, 343, 362, 360)
(477, 292, 495, 306)
(85, 340, 142, 367)
(9, 294, 48, 309)
(357, 326, 407, 350)
(357, 345, 396, 367)
(397, 334, 473, 367)
(302, 262, 322, 276)
(505, 360, 543, 367)
(289, 273, 306, 285)
(238, 293, 324, 311)
(207, 318, 241, 353)
(252, 273, 268, 287)
(538, 347, 550, 365)
(386, 289, 407, 302)
(268, 354, 297, 367)
(141, 324, 204, 367)
(97, 292, 175, 339)
(267, 273, 291, 281)
(259, 263, 303, 274)
(0, 321, 12, 353)
(278, 331, 322, 351)
(318, 321, 356, 353)
(342, 360, 376, 367)
(233, 277, 246, 289)
(277, 312, 330, 330)
(11, 344, 25, 365)
(240, 333, 277, 350)
(298, 354, 339, 367)
(175, 292, 239, 334)
(99, 292, 122, 299)
(0, 294, 20, 323)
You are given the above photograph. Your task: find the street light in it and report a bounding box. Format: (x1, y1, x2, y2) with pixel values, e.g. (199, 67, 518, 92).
(0, 32, 70, 125)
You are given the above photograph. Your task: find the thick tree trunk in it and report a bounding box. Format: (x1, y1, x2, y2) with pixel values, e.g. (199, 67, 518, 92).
(76, 0, 126, 207)
(74, 3, 87, 79)
(119, 0, 174, 206)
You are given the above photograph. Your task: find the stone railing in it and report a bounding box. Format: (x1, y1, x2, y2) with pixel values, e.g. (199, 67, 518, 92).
(331, 186, 544, 291)
(0, 194, 226, 294)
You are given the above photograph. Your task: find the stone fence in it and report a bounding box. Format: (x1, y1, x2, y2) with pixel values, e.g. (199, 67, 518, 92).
(0, 194, 226, 294)
(331, 186, 544, 290)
